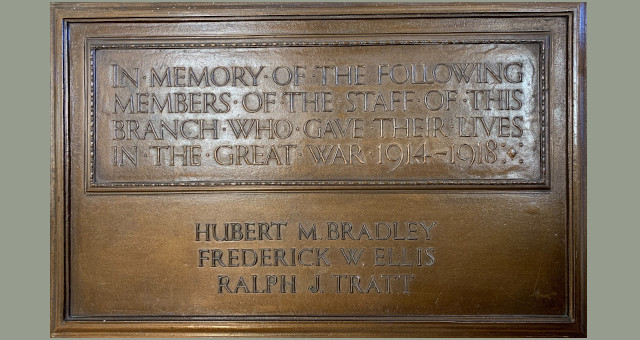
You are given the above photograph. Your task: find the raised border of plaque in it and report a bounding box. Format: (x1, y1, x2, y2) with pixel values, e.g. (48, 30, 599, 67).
(51, 3, 586, 337)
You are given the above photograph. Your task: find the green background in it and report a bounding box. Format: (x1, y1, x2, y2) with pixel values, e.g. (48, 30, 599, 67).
(0, 0, 633, 338)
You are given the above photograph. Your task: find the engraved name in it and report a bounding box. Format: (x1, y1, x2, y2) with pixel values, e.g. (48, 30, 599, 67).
(194, 220, 437, 294)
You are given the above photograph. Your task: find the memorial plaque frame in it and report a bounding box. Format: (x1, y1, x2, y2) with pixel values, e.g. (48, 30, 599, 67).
(51, 2, 586, 337)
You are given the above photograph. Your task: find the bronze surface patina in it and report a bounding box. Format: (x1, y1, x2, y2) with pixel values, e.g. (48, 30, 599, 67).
(50, 2, 586, 337)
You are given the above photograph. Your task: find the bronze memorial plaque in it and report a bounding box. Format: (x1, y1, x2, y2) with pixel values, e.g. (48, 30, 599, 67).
(50, 2, 586, 337)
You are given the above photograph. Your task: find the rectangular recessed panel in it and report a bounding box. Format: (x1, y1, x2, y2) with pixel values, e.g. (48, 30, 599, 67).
(89, 39, 546, 190)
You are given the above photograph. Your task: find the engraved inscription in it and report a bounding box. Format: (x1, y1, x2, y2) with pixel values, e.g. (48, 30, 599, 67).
(89, 40, 546, 189)
(194, 220, 437, 295)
